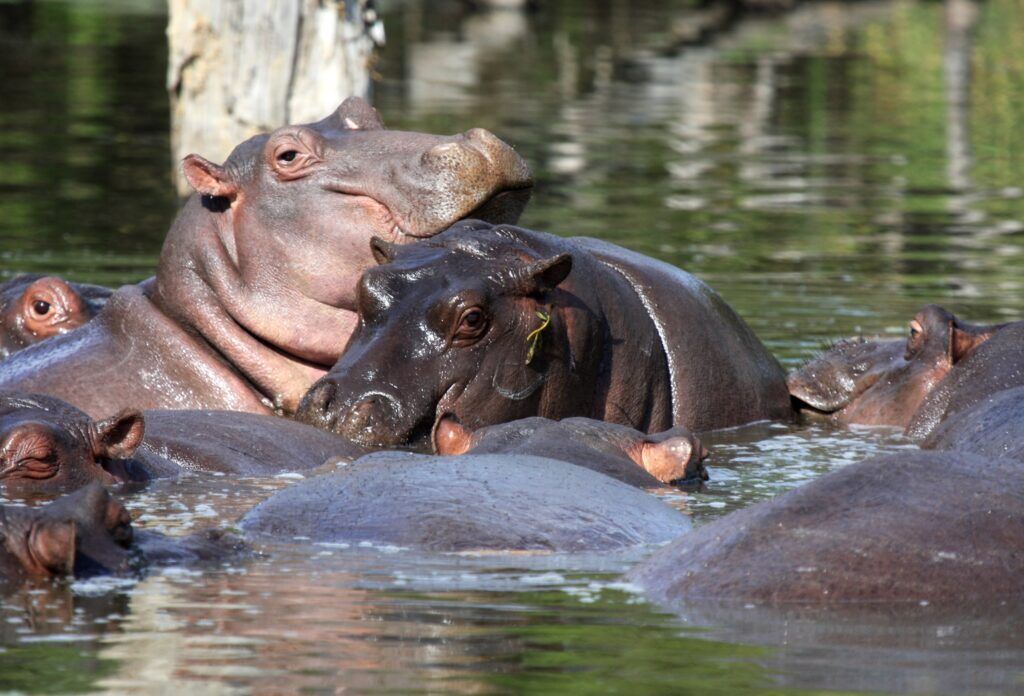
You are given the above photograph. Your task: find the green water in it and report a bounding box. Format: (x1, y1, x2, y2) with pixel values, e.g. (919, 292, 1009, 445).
(1, 0, 1023, 693)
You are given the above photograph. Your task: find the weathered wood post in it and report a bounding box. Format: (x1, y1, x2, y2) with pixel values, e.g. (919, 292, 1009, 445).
(166, 0, 379, 194)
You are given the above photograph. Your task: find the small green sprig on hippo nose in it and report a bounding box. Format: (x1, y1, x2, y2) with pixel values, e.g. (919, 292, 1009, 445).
(525, 309, 551, 366)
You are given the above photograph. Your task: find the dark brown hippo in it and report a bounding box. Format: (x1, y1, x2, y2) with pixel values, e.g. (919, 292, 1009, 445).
(240, 452, 691, 553)
(296, 220, 790, 446)
(922, 385, 1024, 461)
(627, 451, 1024, 606)
(787, 305, 999, 429)
(433, 415, 708, 487)
(0, 393, 363, 497)
(0, 275, 111, 360)
(0, 483, 133, 592)
(0, 98, 532, 417)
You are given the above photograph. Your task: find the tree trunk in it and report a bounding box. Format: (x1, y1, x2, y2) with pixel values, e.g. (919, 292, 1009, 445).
(167, 0, 376, 195)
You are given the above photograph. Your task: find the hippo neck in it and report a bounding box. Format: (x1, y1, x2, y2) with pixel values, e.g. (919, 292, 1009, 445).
(150, 196, 354, 413)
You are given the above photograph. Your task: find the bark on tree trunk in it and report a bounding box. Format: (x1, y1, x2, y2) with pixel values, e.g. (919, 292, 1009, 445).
(167, 0, 376, 195)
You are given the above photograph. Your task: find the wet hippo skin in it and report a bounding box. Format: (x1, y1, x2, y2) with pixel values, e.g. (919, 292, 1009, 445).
(297, 220, 791, 446)
(922, 385, 1024, 462)
(240, 453, 691, 553)
(0, 98, 533, 417)
(787, 305, 1003, 431)
(0, 393, 364, 497)
(433, 415, 708, 488)
(627, 451, 1024, 605)
(0, 275, 111, 361)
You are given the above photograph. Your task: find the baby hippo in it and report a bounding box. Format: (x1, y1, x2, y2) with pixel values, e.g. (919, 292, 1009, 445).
(433, 415, 708, 487)
(0, 275, 111, 360)
(787, 305, 1000, 429)
(0, 483, 133, 592)
(240, 452, 691, 553)
(0, 393, 363, 497)
(628, 451, 1024, 606)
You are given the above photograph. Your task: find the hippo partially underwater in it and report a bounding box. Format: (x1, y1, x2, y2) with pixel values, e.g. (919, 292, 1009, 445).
(298, 220, 791, 444)
(0, 275, 111, 360)
(0, 98, 533, 417)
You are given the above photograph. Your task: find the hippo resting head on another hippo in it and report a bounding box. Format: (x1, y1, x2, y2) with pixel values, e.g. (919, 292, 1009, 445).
(627, 450, 1024, 606)
(0, 393, 365, 496)
(786, 305, 1000, 430)
(0, 275, 111, 360)
(433, 415, 708, 488)
(0, 98, 532, 417)
(0, 484, 133, 592)
(296, 221, 790, 445)
(240, 453, 690, 553)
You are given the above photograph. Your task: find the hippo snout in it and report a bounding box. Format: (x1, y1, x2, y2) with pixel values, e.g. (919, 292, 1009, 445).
(461, 127, 533, 189)
(297, 381, 404, 446)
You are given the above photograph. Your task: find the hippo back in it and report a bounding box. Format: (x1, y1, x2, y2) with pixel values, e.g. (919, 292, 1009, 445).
(907, 321, 1024, 440)
(240, 453, 690, 552)
(627, 451, 1024, 606)
(575, 238, 791, 431)
(922, 385, 1024, 463)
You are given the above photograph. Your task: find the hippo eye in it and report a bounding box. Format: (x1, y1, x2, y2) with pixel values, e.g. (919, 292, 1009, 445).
(277, 150, 298, 163)
(454, 307, 488, 343)
(31, 300, 52, 317)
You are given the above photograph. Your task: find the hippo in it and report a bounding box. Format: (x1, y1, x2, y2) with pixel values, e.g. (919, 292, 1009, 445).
(433, 415, 708, 487)
(240, 452, 691, 553)
(627, 450, 1024, 606)
(0, 483, 133, 592)
(0, 98, 533, 418)
(0, 393, 363, 497)
(922, 385, 1024, 461)
(787, 305, 1000, 430)
(296, 220, 791, 446)
(0, 275, 111, 360)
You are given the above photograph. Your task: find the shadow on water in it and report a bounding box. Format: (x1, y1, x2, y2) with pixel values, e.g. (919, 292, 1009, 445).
(2, 0, 1024, 693)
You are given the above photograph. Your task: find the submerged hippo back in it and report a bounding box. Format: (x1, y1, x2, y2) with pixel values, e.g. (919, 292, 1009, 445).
(240, 453, 690, 552)
(922, 385, 1024, 463)
(575, 238, 791, 431)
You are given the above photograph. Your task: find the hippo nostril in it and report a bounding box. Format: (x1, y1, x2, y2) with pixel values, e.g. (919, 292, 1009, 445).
(297, 380, 340, 428)
(338, 394, 401, 443)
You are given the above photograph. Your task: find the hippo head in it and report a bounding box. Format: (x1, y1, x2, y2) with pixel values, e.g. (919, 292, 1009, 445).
(0, 483, 133, 581)
(0, 394, 145, 497)
(0, 276, 106, 360)
(159, 98, 533, 411)
(787, 305, 997, 427)
(432, 415, 710, 485)
(296, 222, 575, 448)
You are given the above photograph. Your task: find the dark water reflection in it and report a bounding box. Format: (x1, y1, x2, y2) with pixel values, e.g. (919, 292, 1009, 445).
(2, 0, 1024, 693)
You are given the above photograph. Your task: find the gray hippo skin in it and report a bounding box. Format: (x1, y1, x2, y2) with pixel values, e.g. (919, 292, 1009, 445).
(433, 415, 708, 488)
(907, 320, 1024, 439)
(787, 305, 1003, 431)
(627, 451, 1024, 605)
(922, 385, 1024, 462)
(0, 98, 532, 417)
(0, 393, 364, 497)
(297, 220, 790, 447)
(0, 275, 111, 360)
(240, 453, 691, 553)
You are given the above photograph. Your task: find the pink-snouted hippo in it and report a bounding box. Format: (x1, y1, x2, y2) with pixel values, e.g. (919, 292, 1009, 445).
(627, 450, 1024, 606)
(0, 393, 365, 497)
(787, 305, 1001, 430)
(0, 98, 533, 417)
(432, 415, 708, 488)
(0, 275, 111, 360)
(296, 220, 791, 447)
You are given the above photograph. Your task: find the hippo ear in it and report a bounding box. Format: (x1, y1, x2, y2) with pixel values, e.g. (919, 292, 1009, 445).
(949, 323, 994, 365)
(369, 236, 397, 266)
(432, 414, 473, 456)
(27, 519, 76, 576)
(90, 409, 145, 460)
(182, 154, 239, 200)
(520, 254, 573, 295)
(640, 429, 709, 484)
(333, 96, 385, 131)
